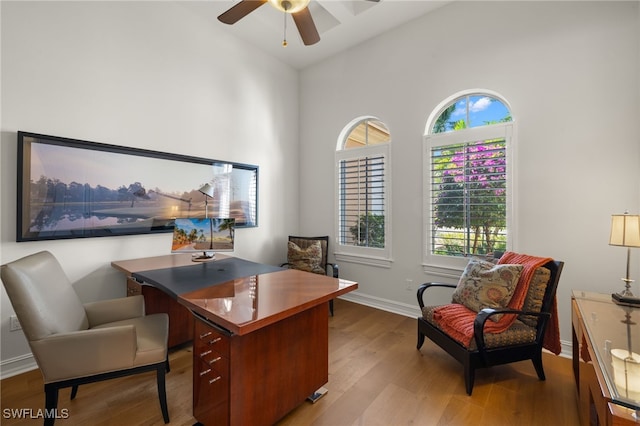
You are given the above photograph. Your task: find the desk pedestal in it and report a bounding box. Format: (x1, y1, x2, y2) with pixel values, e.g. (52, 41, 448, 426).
(193, 304, 328, 426)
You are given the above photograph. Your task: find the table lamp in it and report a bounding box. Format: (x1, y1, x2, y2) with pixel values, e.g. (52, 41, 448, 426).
(198, 183, 214, 217)
(609, 213, 640, 306)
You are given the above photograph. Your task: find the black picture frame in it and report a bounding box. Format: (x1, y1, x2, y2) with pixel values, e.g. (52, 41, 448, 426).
(16, 131, 258, 242)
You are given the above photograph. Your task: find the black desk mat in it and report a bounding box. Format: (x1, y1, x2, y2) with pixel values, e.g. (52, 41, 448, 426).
(132, 257, 284, 299)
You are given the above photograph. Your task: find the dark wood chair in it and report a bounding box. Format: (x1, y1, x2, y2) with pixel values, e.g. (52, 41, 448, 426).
(416, 257, 564, 395)
(281, 235, 339, 316)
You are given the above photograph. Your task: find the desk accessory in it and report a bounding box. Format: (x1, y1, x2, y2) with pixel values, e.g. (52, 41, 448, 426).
(610, 213, 640, 306)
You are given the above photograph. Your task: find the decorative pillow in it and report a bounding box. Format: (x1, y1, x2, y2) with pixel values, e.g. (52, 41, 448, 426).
(287, 241, 325, 275)
(452, 258, 523, 322)
(518, 266, 551, 327)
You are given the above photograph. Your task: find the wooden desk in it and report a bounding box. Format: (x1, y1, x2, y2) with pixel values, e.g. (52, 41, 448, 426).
(572, 291, 639, 426)
(113, 254, 358, 426)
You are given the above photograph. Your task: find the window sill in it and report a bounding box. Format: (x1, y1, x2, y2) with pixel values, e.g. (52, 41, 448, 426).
(334, 252, 393, 268)
(421, 263, 465, 280)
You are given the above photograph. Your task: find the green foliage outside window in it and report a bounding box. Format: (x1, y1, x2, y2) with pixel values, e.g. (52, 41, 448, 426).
(349, 213, 385, 248)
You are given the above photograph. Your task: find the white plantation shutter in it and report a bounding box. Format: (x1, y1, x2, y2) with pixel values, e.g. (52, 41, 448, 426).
(338, 154, 385, 248)
(336, 117, 392, 266)
(429, 138, 507, 256)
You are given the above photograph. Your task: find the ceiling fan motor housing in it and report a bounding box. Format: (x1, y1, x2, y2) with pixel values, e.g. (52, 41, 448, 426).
(268, 0, 310, 14)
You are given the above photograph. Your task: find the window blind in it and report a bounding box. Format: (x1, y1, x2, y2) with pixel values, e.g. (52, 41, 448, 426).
(339, 155, 385, 248)
(430, 138, 507, 256)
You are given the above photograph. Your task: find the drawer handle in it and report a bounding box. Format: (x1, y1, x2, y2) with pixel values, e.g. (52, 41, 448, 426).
(208, 356, 222, 365)
(199, 368, 212, 377)
(200, 350, 212, 358)
(199, 331, 213, 339)
(209, 376, 221, 385)
(209, 337, 222, 344)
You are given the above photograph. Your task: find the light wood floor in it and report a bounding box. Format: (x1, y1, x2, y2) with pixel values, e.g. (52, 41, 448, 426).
(1, 299, 580, 425)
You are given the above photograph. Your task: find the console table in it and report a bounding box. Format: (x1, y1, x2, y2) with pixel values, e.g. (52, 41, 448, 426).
(112, 254, 357, 426)
(572, 290, 640, 425)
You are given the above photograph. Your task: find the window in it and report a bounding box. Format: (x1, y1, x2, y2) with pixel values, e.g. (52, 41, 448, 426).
(336, 117, 392, 267)
(424, 92, 514, 276)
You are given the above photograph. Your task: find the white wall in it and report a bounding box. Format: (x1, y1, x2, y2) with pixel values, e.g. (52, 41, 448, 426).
(299, 1, 640, 351)
(0, 1, 300, 376)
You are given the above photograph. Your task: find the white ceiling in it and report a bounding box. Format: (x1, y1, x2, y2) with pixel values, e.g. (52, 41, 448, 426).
(182, 0, 451, 69)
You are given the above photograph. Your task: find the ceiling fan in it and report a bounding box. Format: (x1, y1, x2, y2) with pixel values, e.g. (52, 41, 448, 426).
(217, 0, 379, 47)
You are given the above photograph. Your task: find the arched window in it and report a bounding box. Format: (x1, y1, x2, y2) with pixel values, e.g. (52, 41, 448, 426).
(423, 91, 514, 274)
(335, 117, 392, 267)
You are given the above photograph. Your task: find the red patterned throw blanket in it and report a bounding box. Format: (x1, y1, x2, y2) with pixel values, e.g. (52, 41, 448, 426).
(433, 251, 561, 355)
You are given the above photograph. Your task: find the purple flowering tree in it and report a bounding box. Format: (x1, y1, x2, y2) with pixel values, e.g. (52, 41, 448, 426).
(432, 140, 506, 255)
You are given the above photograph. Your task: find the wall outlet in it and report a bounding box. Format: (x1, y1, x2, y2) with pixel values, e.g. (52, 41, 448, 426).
(405, 279, 414, 291)
(10, 315, 22, 331)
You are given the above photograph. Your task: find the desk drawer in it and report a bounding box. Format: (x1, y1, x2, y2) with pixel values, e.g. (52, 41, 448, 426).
(199, 349, 228, 369)
(195, 319, 230, 357)
(193, 358, 229, 424)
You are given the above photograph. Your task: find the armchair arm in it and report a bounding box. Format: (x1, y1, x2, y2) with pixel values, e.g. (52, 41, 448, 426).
(328, 263, 339, 278)
(84, 295, 145, 327)
(30, 325, 137, 383)
(473, 308, 551, 352)
(416, 282, 457, 309)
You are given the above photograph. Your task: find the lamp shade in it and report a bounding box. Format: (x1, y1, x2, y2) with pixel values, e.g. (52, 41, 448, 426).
(610, 214, 640, 248)
(611, 349, 640, 401)
(198, 183, 214, 198)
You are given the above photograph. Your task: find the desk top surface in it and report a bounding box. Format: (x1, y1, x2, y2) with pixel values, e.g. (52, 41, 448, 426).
(112, 254, 358, 336)
(573, 290, 640, 411)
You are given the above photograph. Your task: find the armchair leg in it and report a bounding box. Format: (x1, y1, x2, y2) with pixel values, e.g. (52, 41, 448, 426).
(531, 352, 546, 381)
(417, 330, 425, 350)
(156, 364, 170, 424)
(464, 363, 475, 395)
(329, 300, 334, 317)
(70, 385, 79, 400)
(44, 383, 59, 426)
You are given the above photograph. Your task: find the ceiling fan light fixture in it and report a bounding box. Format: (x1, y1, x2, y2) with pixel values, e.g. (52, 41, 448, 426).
(268, 0, 310, 14)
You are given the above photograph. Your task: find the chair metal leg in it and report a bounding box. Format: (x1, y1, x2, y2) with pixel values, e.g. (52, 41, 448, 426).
(70, 385, 79, 400)
(165, 357, 170, 374)
(44, 383, 59, 426)
(156, 364, 170, 423)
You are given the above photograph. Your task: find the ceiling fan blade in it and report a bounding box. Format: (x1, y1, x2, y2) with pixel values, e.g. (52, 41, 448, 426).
(292, 7, 320, 46)
(218, 0, 267, 25)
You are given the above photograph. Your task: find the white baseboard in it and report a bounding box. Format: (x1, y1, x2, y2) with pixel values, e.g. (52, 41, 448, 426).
(339, 291, 421, 318)
(0, 353, 37, 380)
(338, 292, 572, 359)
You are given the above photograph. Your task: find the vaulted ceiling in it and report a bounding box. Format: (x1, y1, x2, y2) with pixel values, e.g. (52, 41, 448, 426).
(182, 1, 451, 69)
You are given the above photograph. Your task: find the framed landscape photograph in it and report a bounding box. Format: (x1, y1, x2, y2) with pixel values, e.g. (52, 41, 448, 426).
(17, 131, 258, 242)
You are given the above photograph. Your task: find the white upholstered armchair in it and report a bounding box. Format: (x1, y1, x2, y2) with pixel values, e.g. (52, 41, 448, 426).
(1, 251, 170, 425)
